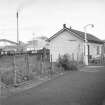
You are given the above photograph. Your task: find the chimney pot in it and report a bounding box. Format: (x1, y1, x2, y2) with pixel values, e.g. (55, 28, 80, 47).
(70, 26, 72, 29)
(63, 24, 66, 28)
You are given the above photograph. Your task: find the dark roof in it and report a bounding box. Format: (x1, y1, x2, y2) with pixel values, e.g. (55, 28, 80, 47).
(70, 28, 103, 44)
(0, 39, 17, 45)
(47, 26, 103, 44)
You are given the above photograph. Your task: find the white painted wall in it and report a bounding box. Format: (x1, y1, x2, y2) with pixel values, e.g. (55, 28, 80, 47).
(49, 31, 84, 61)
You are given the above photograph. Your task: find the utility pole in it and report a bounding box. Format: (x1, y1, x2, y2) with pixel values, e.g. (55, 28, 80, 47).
(16, 11, 19, 51)
(13, 11, 20, 87)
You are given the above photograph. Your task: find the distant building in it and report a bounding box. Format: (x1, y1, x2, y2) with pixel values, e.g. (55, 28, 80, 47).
(0, 39, 17, 51)
(25, 37, 48, 51)
(47, 24, 104, 63)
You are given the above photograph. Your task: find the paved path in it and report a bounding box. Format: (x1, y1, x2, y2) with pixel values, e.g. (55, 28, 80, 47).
(1, 65, 105, 105)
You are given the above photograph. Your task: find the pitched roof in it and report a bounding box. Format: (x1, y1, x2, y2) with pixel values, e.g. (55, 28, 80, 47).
(0, 39, 17, 45)
(47, 26, 103, 44)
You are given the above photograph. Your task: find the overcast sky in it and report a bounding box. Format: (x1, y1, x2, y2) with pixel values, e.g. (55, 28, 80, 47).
(0, 0, 105, 42)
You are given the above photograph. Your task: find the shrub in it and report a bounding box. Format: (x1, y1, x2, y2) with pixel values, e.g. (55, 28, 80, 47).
(57, 54, 78, 71)
(24, 73, 35, 81)
(1, 70, 14, 86)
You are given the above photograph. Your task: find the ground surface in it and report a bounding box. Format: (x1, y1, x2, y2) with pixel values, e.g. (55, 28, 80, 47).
(1, 65, 105, 105)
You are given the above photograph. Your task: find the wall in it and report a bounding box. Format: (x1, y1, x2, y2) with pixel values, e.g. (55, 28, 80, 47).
(49, 31, 84, 62)
(103, 43, 105, 56)
(26, 39, 47, 51)
(88, 42, 103, 58)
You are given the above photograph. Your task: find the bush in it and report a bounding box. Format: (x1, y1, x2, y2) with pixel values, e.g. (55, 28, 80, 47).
(1, 70, 14, 86)
(24, 73, 35, 81)
(57, 54, 78, 71)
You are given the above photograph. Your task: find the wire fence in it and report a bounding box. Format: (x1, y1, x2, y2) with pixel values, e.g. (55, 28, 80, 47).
(0, 48, 51, 97)
(0, 49, 105, 97)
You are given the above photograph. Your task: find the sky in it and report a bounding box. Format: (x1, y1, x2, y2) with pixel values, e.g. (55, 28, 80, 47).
(0, 0, 105, 42)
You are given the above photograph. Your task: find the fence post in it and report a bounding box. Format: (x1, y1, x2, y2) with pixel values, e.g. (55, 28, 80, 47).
(0, 72, 4, 97)
(81, 53, 84, 64)
(13, 54, 17, 86)
(72, 53, 74, 61)
(41, 54, 44, 74)
(0, 73, 2, 97)
(50, 55, 53, 73)
(0, 77, 2, 105)
(25, 54, 29, 77)
(77, 53, 79, 64)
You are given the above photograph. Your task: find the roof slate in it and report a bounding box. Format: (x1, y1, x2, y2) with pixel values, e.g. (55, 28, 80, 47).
(69, 28, 103, 44)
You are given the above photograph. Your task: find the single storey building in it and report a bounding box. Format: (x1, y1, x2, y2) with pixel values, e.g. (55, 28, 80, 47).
(47, 24, 104, 64)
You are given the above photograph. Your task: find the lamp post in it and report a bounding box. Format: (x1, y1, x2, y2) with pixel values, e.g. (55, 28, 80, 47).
(84, 24, 94, 65)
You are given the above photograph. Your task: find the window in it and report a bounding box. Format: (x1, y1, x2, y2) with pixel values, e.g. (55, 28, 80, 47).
(97, 46, 100, 55)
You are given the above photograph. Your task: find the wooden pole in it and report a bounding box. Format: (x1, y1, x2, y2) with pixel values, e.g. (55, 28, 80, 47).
(0, 73, 2, 96)
(25, 54, 29, 77)
(13, 54, 17, 86)
(16, 11, 19, 51)
(40, 54, 43, 74)
(77, 53, 79, 64)
(51, 55, 53, 72)
(72, 53, 74, 61)
(41, 54, 44, 74)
